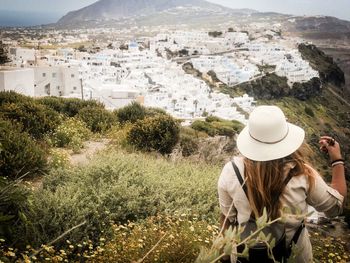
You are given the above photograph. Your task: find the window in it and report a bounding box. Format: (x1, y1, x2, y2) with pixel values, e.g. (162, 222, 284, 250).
(52, 73, 57, 78)
(42, 73, 46, 77)
(73, 87, 77, 91)
(57, 86, 60, 90)
(71, 74, 75, 78)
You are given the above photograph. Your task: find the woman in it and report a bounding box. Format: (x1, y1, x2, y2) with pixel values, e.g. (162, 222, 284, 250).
(218, 105, 347, 263)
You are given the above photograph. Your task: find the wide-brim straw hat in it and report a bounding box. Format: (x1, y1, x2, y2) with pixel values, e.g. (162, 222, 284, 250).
(237, 105, 305, 161)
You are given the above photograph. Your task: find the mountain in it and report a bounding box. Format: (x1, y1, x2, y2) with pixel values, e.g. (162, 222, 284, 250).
(57, 0, 254, 25)
(283, 16, 350, 38)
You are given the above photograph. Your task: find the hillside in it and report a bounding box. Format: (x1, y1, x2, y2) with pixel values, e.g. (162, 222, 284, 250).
(57, 0, 252, 25)
(283, 16, 350, 39)
(0, 90, 349, 262)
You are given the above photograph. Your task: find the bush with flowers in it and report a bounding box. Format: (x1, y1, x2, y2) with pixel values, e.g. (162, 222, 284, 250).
(50, 118, 91, 153)
(48, 148, 71, 170)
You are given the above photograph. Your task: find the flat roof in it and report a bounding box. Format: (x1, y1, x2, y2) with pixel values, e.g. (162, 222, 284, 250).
(0, 67, 34, 72)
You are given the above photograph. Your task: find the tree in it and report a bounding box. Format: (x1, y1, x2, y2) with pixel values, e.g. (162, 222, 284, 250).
(0, 41, 10, 65)
(77, 45, 87, 52)
(179, 49, 189, 57)
(208, 31, 223, 38)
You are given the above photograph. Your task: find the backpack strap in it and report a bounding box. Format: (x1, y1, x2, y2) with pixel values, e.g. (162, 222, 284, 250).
(288, 221, 305, 253)
(231, 160, 247, 196)
(231, 160, 295, 205)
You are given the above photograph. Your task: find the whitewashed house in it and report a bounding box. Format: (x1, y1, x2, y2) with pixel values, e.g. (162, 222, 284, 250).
(0, 68, 35, 96)
(85, 81, 144, 110)
(33, 65, 81, 97)
(9, 47, 36, 66)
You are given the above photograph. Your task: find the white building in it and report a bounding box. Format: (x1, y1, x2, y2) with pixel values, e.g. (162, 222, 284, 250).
(9, 47, 36, 66)
(85, 81, 144, 110)
(191, 55, 259, 86)
(33, 65, 81, 97)
(0, 68, 35, 96)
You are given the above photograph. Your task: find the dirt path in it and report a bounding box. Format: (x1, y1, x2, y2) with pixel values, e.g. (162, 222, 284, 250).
(69, 139, 110, 166)
(327, 86, 350, 107)
(24, 139, 110, 191)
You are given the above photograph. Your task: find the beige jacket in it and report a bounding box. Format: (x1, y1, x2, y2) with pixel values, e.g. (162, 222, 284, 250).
(218, 156, 344, 263)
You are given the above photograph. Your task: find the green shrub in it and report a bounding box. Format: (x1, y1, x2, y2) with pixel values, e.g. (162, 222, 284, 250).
(305, 106, 315, 117)
(127, 115, 180, 154)
(78, 106, 116, 133)
(0, 91, 31, 105)
(16, 149, 220, 247)
(0, 119, 48, 179)
(115, 102, 147, 125)
(60, 98, 105, 117)
(115, 103, 171, 126)
(65, 98, 105, 116)
(145, 107, 168, 117)
(0, 177, 30, 245)
(212, 120, 243, 137)
(50, 118, 91, 152)
(37, 97, 105, 117)
(180, 134, 199, 157)
(205, 115, 221, 123)
(180, 126, 208, 139)
(191, 120, 216, 136)
(212, 123, 236, 137)
(191, 119, 243, 138)
(0, 101, 61, 139)
(36, 96, 66, 113)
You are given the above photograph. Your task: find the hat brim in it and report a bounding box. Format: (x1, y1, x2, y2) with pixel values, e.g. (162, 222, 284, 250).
(237, 123, 305, 161)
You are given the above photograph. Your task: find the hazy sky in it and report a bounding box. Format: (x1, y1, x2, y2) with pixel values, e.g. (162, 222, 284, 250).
(0, 0, 349, 26)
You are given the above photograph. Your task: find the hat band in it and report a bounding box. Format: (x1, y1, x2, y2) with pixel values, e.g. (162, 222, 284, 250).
(249, 126, 289, 144)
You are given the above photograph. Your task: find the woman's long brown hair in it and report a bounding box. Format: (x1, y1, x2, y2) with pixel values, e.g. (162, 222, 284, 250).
(243, 147, 315, 219)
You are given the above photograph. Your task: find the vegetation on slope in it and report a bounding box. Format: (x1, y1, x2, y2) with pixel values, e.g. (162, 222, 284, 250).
(14, 149, 220, 247)
(2, 145, 349, 262)
(222, 73, 322, 101)
(191, 116, 244, 137)
(298, 43, 345, 87)
(1, 85, 350, 262)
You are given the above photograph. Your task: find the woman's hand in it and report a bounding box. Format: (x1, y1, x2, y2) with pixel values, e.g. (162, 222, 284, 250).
(319, 136, 342, 162)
